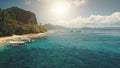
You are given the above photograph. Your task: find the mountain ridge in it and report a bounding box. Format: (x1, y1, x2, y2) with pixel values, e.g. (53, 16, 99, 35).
(6, 7, 37, 24)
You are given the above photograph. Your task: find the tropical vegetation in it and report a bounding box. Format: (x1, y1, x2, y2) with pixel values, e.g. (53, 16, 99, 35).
(0, 7, 47, 37)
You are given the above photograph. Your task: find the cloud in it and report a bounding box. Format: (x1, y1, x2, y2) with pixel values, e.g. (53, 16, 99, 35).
(24, 0, 32, 6)
(36, 0, 86, 8)
(37, 0, 41, 2)
(68, 12, 120, 27)
(67, 0, 86, 8)
(50, 12, 120, 28)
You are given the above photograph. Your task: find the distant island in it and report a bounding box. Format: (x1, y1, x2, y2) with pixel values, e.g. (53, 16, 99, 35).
(44, 24, 67, 30)
(0, 7, 47, 37)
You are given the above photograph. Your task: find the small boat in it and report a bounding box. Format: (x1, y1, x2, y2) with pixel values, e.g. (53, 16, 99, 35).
(71, 30, 73, 32)
(77, 28, 81, 32)
(77, 30, 81, 32)
(7, 37, 33, 47)
(8, 41, 26, 47)
(20, 37, 33, 43)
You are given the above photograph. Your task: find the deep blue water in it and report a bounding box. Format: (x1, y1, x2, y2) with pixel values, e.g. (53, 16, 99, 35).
(0, 31, 120, 68)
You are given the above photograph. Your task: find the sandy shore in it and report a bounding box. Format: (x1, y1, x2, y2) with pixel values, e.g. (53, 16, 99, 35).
(0, 32, 48, 44)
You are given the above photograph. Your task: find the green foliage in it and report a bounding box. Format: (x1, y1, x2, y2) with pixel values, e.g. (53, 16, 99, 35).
(0, 7, 47, 37)
(0, 23, 14, 36)
(38, 25, 47, 33)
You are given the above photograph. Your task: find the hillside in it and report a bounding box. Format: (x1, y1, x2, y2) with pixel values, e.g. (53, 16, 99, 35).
(0, 7, 47, 37)
(6, 7, 37, 24)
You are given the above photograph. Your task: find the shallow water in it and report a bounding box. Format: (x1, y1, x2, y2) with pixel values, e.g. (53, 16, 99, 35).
(0, 31, 120, 68)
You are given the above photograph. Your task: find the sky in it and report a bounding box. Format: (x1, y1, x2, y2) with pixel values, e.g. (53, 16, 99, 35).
(0, 0, 120, 28)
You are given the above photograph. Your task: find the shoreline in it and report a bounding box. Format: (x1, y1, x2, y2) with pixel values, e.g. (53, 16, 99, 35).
(0, 32, 48, 44)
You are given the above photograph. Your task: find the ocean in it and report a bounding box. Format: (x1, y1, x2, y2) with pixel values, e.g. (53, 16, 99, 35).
(0, 30, 120, 68)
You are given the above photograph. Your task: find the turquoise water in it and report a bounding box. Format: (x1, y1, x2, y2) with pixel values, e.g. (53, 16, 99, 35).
(0, 31, 120, 68)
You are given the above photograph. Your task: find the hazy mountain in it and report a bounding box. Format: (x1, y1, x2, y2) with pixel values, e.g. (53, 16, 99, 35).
(44, 24, 67, 30)
(80, 27, 120, 30)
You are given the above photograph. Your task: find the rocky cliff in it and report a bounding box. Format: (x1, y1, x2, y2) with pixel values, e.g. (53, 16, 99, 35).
(6, 7, 37, 24)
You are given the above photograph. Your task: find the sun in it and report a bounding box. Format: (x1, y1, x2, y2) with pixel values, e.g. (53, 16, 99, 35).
(50, 2, 68, 16)
(53, 4, 65, 14)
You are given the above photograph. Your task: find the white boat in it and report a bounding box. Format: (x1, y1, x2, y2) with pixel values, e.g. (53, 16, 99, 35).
(20, 37, 33, 43)
(8, 41, 26, 47)
(7, 37, 33, 47)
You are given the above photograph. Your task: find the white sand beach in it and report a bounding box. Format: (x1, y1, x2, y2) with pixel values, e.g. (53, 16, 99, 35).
(0, 32, 48, 44)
